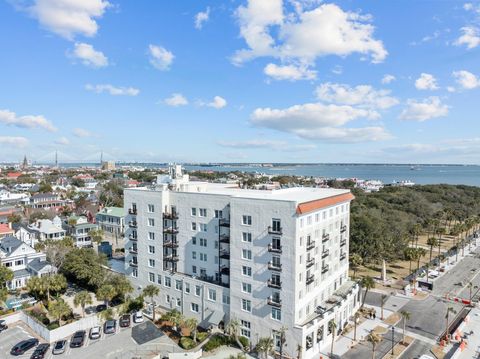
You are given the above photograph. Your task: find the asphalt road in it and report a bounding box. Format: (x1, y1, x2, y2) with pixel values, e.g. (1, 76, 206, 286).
(398, 339, 432, 359)
(342, 331, 403, 359)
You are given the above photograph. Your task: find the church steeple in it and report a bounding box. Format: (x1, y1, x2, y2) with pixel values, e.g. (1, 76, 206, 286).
(22, 155, 28, 169)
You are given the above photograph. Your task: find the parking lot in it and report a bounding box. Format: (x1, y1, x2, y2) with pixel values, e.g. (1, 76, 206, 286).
(0, 321, 180, 359)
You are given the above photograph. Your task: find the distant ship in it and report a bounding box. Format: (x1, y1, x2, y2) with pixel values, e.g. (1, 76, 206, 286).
(410, 165, 420, 170)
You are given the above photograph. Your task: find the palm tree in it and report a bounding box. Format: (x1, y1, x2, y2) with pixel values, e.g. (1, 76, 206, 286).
(98, 307, 114, 323)
(48, 274, 67, 300)
(400, 310, 411, 343)
(380, 294, 388, 320)
(416, 248, 427, 271)
(360, 276, 375, 308)
(366, 332, 382, 359)
(73, 291, 93, 318)
(350, 254, 363, 280)
(328, 320, 337, 358)
(226, 319, 244, 351)
(425, 263, 430, 283)
(48, 299, 71, 327)
(142, 284, 160, 321)
(445, 306, 457, 343)
(437, 227, 446, 257)
(427, 237, 439, 264)
(353, 311, 361, 341)
(111, 275, 134, 302)
(96, 284, 116, 307)
(404, 248, 416, 274)
(256, 337, 274, 359)
(184, 317, 198, 342)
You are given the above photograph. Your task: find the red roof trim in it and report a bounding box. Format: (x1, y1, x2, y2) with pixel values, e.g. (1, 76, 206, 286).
(296, 192, 355, 215)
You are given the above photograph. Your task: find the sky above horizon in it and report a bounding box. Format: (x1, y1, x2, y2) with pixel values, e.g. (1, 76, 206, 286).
(1, 0, 480, 164)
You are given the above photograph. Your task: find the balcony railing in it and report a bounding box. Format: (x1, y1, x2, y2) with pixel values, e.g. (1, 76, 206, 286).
(268, 226, 283, 235)
(128, 221, 137, 228)
(267, 279, 282, 289)
(163, 212, 179, 220)
(129, 248, 138, 254)
(129, 260, 138, 267)
(128, 234, 137, 241)
(306, 275, 315, 285)
(267, 297, 282, 307)
(306, 258, 315, 268)
(163, 227, 179, 234)
(220, 250, 230, 260)
(219, 218, 230, 227)
(322, 234, 330, 242)
(340, 225, 347, 233)
(220, 266, 230, 275)
(219, 234, 230, 243)
(340, 253, 347, 261)
(340, 239, 346, 247)
(306, 241, 315, 251)
(321, 249, 329, 258)
(322, 265, 329, 274)
(128, 208, 137, 215)
(268, 244, 282, 254)
(163, 240, 179, 248)
(164, 254, 179, 262)
(268, 262, 282, 272)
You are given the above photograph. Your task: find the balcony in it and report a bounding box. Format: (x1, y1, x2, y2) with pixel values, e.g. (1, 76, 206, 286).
(306, 258, 315, 268)
(163, 212, 179, 220)
(163, 240, 179, 248)
(268, 244, 282, 254)
(306, 274, 315, 285)
(322, 234, 330, 243)
(129, 247, 138, 254)
(340, 252, 347, 261)
(306, 241, 315, 251)
(340, 239, 346, 247)
(219, 234, 230, 243)
(128, 208, 137, 215)
(129, 260, 138, 267)
(268, 226, 283, 235)
(267, 297, 282, 307)
(340, 225, 347, 233)
(164, 254, 179, 262)
(220, 250, 230, 260)
(220, 266, 230, 275)
(128, 234, 137, 241)
(322, 264, 329, 274)
(321, 249, 329, 258)
(163, 227, 179, 234)
(268, 262, 282, 272)
(267, 279, 282, 289)
(219, 218, 230, 227)
(128, 221, 137, 229)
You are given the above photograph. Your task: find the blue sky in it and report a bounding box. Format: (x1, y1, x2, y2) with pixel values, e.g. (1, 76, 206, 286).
(1, 0, 480, 164)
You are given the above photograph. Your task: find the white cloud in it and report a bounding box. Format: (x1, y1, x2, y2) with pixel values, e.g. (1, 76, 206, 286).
(73, 128, 95, 138)
(315, 83, 399, 110)
(0, 136, 29, 148)
(71, 42, 108, 68)
(250, 102, 390, 142)
(0, 109, 57, 132)
(200, 96, 227, 109)
(452, 70, 480, 89)
(24, 0, 110, 40)
(415, 73, 439, 90)
(148, 44, 174, 71)
(217, 139, 316, 151)
(194, 7, 210, 29)
(164, 93, 188, 107)
(264, 63, 316, 81)
(454, 26, 480, 49)
(399, 96, 448, 121)
(447, 86, 456, 93)
(85, 84, 139, 96)
(54, 137, 70, 145)
(233, 1, 387, 66)
(381, 74, 396, 84)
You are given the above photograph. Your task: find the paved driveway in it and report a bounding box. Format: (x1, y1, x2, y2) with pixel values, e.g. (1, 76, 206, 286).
(0, 325, 41, 359)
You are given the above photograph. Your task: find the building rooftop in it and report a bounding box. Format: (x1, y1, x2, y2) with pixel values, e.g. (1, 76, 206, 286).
(0, 235, 23, 254)
(96, 207, 124, 218)
(28, 258, 51, 272)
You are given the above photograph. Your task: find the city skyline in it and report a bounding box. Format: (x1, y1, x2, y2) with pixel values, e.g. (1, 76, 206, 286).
(1, 0, 480, 164)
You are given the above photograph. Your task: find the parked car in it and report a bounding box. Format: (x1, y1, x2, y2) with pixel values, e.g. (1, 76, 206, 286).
(52, 340, 67, 355)
(119, 314, 131, 327)
(10, 338, 39, 356)
(96, 304, 107, 312)
(133, 311, 144, 323)
(30, 343, 50, 359)
(0, 319, 7, 332)
(104, 319, 117, 334)
(70, 330, 86, 348)
(89, 326, 101, 339)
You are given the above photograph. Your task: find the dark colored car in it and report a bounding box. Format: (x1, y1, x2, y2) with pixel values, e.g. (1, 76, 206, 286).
(30, 343, 50, 359)
(0, 319, 7, 332)
(104, 319, 117, 334)
(52, 340, 67, 355)
(70, 330, 86, 348)
(10, 338, 39, 356)
(119, 314, 131, 328)
(96, 304, 107, 312)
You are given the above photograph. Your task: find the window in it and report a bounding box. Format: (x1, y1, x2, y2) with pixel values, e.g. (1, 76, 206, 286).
(208, 289, 217, 301)
(165, 295, 170, 304)
(242, 299, 252, 312)
(200, 253, 208, 262)
(241, 329, 251, 338)
(175, 280, 183, 291)
(149, 272, 155, 282)
(132, 269, 138, 278)
(192, 265, 197, 274)
(176, 298, 181, 307)
(148, 259, 155, 267)
(242, 215, 252, 225)
(241, 320, 251, 329)
(148, 245, 155, 254)
(242, 266, 252, 277)
(185, 283, 190, 294)
(242, 232, 252, 243)
(271, 256, 281, 268)
(307, 216, 312, 225)
(242, 282, 252, 294)
(215, 210, 223, 218)
(200, 223, 207, 232)
(148, 204, 155, 213)
(272, 218, 281, 232)
(195, 285, 201, 296)
(223, 294, 230, 304)
(191, 222, 197, 231)
(15, 259, 24, 266)
(164, 277, 171, 288)
(148, 232, 155, 240)
(200, 238, 207, 247)
(191, 208, 197, 216)
(192, 236, 197, 245)
(157, 275, 162, 285)
(199, 208, 207, 217)
(191, 303, 199, 312)
(315, 213, 320, 222)
(242, 249, 252, 260)
(192, 251, 197, 260)
(272, 307, 281, 321)
(148, 218, 155, 227)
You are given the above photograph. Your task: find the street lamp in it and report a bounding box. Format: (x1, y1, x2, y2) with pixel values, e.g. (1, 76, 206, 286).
(391, 326, 395, 355)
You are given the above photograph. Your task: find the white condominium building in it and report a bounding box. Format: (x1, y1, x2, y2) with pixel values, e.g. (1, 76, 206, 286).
(124, 166, 359, 359)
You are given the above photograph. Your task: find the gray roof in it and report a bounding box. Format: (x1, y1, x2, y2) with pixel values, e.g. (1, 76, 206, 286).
(13, 268, 30, 278)
(28, 258, 52, 272)
(31, 193, 57, 199)
(0, 235, 23, 253)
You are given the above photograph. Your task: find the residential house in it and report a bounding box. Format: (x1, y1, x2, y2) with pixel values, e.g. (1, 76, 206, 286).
(63, 216, 98, 248)
(0, 223, 15, 239)
(95, 207, 125, 240)
(28, 216, 66, 242)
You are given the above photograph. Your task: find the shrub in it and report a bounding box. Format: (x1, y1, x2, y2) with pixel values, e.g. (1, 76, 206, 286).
(196, 331, 208, 342)
(180, 337, 196, 349)
(238, 336, 249, 349)
(203, 334, 230, 352)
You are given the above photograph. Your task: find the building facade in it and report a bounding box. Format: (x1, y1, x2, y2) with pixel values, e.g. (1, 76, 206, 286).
(95, 207, 125, 240)
(124, 167, 359, 359)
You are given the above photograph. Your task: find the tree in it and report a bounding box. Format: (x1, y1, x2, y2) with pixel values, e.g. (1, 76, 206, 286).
(404, 248, 416, 274)
(226, 319, 244, 351)
(62, 248, 107, 288)
(360, 276, 375, 308)
(415, 248, 427, 271)
(73, 291, 93, 318)
(366, 332, 382, 359)
(110, 274, 133, 302)
(353, 311, 361, 342)
(350, 254, 363, 280)
(89, 229, 105, 245)
(0, 266, 14, 302)
(38, 181, 53, 193)
(400, 310, 411, 343)
(142, 284, 159, 320)
(328, 320, 337, 358)
(380, 294, 388, 320)
(437, 227, 446, 257)
(256, 337, 274, 359)
(44, 237, 74, 270)
(48, 299, 71, 326)
(98, 308, 114, 323)
(7, 213, 22, 224)
(26, 274, 67, 302)
(427, 237, 439, 264)
(96, 284, 116, 307)
(445, 306, 457, 343)
(184, 317, 199, 342)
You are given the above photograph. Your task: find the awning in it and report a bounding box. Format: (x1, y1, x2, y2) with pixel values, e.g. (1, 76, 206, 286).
(199, 310, 224, 329)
